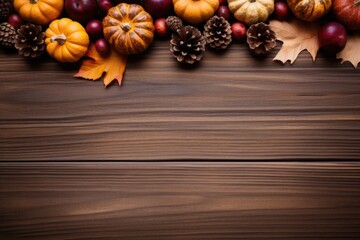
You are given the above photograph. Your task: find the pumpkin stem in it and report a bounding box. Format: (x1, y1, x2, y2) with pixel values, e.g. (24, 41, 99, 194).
(249, 0, 256, 2)
(120, 22, 132, 32)
(50, 34, 67, 45)
(29, 0, 38, 3)
(356, 0, 360, 6)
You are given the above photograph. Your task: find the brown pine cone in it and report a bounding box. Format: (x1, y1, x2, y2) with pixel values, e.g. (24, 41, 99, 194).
(0, 22, 16, 49)
(0, 0, 11, 22)
(203, 16, 232, 50)
(170, 26, 206, 64)
(166, 16, 183, 32)
(247, 22, 277, 55)
(15, 23, 46, 58)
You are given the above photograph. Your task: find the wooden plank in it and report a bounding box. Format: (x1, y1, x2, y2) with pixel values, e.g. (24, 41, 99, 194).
(0, 162, 359, 239)
(1, 41, 360, 160)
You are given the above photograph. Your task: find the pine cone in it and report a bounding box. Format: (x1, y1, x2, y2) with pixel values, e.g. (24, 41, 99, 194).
(247, 22, 277, 55)
(203, 16, 232, 50)
(0, 22, 16, 49)
(166, 16, 183, 32)
(0, 0, 11, 22)
(170, 26, 206, 64)
(15, 23, 46, 58)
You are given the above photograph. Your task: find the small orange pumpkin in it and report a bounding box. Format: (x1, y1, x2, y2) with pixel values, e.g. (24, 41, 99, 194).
(45, 18, 90, 63)
(287, 0, 332, 22)
(13, 0, 64, 26)
(173, 0, 219, 24)
(103, 3, 155, 55)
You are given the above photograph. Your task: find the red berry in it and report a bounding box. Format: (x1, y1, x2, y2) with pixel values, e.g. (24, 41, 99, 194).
(231, 22, 247, 41)
(115, 0, 141, 4)
(64, 0, 98, 24)
(318, 22, 347, 54)
(8, 13, 24, 30)
(219, 0, 227, 6)
(98, 0, 114, 14)
(143, 0, 173, 19)
(154, 18, 168, 38)
(86, 20, 103, 40)
(216, 5, 231, 20)
(273, 1, 290, 21)
(95, 39, 110, 56)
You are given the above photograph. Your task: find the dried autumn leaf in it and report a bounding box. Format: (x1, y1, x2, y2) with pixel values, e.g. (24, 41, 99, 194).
(269, 20, 320, 64)
(336, 34, 360, 68)
(74, 44, 128, 87)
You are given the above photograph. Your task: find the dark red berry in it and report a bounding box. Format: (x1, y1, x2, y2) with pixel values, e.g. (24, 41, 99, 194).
(95, 39, 110, 56)
(86, 20, 103, 40)
(318, 22, 347, 54)
(231, 22, 247, 41)
(154, 18, 168, 38)
(273, 1, 290, 21)
(8, 13, 25, 30)
(219, 0, 227, 6)
(216, 6, 231, 20)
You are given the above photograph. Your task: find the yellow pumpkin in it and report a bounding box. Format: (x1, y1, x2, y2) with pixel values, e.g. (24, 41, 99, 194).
(13, 0, 63, 26)
(287, 0, 332, 22)
(45, 18, 90, 63)
(103, 3, 155, 55)
(228, 0, 274, 25)
(173, 0, 219, 24)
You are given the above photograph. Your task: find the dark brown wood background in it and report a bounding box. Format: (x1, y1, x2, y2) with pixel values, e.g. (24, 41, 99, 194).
(1, 41, 360, 239)
(1, 41, 360, 160)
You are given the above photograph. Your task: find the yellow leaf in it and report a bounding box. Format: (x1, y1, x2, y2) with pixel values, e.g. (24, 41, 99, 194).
(269, 20, 320, 64)
(74, 44, 128, 87)
(336, 34, 360, 69)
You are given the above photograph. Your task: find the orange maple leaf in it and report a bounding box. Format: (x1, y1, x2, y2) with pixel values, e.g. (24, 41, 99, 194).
(74, 44, 128, 87)
(269, 20, 320, 64)
(336, 34, 360, 69)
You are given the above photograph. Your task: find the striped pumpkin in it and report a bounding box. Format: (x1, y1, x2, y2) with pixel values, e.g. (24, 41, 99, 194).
(287, 0, 332, 22)
(103, 3, 155, 55)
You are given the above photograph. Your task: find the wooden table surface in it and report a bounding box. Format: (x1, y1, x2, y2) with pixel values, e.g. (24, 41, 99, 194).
(1, 41, 360, 239)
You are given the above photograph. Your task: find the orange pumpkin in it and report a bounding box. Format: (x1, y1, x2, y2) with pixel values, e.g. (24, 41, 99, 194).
(173, 0, 219, 24)
(103, 3, 155, 55)
(228, 0, 274, 25)
(287, 0, 332, 22)
(45, 18, 90, 63)
(13, 0, 64, 26)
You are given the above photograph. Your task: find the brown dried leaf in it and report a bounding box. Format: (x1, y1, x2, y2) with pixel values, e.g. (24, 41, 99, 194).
(336, 34, 360, 68)
(74, 44, 128, 87)
(269, 20, 320, 64)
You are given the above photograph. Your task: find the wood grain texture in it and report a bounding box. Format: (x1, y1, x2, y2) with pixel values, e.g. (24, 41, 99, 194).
(0, 162, 360, 239)
(1, 41, 360, 160)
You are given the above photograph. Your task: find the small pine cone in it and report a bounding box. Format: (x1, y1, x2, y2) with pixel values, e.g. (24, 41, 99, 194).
(170, 26, 206, 64)
(247, 22, 277, 55)
(15, 23, 46, 58)
(166, 16, 183, 32)
(0, 0, 11, 22)
(0, 22, 16, 49)
(203, 16, 232, 50)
